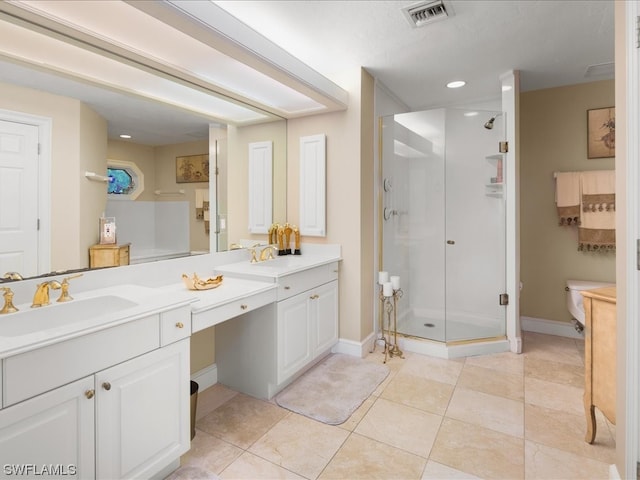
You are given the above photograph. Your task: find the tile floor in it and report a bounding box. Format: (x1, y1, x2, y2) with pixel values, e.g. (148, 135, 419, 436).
(167, 331, 616, 480)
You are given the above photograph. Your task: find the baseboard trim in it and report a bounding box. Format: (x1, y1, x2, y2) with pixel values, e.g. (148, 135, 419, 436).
(332, 332, 377, 358)
(521, 316, 584, 339)
(191, 363, 218, 391)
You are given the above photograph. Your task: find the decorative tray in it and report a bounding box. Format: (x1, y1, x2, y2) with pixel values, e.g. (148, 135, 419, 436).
(182, 273, 224, 291)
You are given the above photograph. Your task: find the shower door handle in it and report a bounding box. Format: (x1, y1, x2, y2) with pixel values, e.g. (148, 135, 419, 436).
(446, 240, 455, 245)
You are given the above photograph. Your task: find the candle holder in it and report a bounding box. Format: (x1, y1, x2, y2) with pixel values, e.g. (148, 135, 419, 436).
(389, 288, 404, 359)
(372, 284, 404, 363)
(371, 285, 389, 357)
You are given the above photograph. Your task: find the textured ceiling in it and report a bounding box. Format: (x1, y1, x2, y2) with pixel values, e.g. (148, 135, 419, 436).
(0, 1, 615, 144)
(216, 0, 615, 110)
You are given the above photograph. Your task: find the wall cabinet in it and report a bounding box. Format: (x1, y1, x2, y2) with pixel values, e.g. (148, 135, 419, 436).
(0, 308, 190, 479)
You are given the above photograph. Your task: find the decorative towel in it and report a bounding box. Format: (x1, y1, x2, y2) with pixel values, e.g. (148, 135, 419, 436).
(195, 188, 209, 220)
(578, 170, 615, 251)
(555, 172, 581, 225)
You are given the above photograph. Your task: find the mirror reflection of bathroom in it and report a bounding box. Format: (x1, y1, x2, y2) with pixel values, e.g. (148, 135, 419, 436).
(380, 107, 507, 346)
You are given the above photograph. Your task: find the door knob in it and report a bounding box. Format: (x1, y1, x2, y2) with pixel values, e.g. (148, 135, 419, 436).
(175, 322, 184, 328)
(85, 389, 95, 399)
(102, 382, 111, 391)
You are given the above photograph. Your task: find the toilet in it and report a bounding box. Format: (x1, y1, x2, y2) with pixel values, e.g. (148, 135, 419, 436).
(566, 279, 615, 326)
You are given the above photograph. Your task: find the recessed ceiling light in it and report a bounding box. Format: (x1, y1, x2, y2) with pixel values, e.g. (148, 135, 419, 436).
(446, 80, 466, 89)
(464, 111, 479, 117)
(119, 134, 132, 139)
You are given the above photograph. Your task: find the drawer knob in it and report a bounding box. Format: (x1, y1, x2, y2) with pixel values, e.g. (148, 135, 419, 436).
(85, 389, 95, 399)
(240, 304, 248, 310)
(102, 382, 111, 391)
(310, 294, 319, 300)
(175, 322, 184, 329)
(284, 286, 291, 290)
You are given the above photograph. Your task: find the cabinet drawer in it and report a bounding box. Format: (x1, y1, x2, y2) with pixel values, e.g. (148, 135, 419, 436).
(160, 306, 191, 346)
(192, 289, 275, 333)
(3, 315, 160, 407)
(277, 262, 338, 301)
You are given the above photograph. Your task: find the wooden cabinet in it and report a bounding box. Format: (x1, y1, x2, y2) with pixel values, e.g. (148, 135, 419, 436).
(582, 286, 616, 444)
(89, 243, 130, 268)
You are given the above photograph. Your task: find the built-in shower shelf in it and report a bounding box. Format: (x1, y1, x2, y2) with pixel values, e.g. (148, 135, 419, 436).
(485, 182, 503, 198)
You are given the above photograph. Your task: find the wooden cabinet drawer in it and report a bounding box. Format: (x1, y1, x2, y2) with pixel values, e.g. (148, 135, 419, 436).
(160, 306, 191, 346)
(192, 289, 275, 333)
(277, 262, 338, 301)
(3, 315, 160, 406)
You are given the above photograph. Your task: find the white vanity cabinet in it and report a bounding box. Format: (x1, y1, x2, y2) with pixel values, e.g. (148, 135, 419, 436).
(0, 376, 95, 477)
(0, 305, 191, 480)
(277, 280, 338, 384)
(214, 260, 339, 399)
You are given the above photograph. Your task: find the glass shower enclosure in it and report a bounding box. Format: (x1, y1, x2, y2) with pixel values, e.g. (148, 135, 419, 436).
(380, 107, 506, 344)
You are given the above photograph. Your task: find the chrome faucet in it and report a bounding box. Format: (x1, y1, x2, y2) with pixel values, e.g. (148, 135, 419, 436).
(259, 245, 277, 262)
(31, 280, 62, 308)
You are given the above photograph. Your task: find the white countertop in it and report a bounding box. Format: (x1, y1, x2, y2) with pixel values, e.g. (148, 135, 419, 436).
(153, 276, 277, 314)
(0, 284, 194, 359)
(0, 245, 340, 359)
(214, 253, 341, 281)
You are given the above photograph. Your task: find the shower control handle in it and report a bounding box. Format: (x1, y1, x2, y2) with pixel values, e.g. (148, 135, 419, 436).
(446, 240, 455, 245)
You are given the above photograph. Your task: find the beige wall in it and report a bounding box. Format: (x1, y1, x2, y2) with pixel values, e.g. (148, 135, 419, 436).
(107, 138, 211, 253)
(79, 104, 108, 264)
(155, 140, 210, 252)
(520, 80, 615, 324)
(227, 120, 287, 245)
(286, 68, 374, 343)
(0, 82, 106, 271)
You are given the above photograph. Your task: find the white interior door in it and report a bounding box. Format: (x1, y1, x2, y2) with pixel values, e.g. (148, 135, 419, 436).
(0, 120, 39, 277)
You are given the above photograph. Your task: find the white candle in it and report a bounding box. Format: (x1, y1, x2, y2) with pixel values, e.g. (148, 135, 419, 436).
(390, 275, 400, 290)
(378, 271, 389, 285)
(383, 282, 393, 297)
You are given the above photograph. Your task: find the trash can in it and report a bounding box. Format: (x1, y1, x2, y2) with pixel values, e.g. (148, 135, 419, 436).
(190, 381, 199, 440)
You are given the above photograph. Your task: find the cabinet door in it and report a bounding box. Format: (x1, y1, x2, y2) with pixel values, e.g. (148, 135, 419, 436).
(95, 339, 189, 480)
(277, 293, 312, 384)
(0, 376, 95, 479)
(312, 281, 339, 356)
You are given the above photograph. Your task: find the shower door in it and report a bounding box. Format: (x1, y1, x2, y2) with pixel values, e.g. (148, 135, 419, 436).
(380, 107, 506, 343)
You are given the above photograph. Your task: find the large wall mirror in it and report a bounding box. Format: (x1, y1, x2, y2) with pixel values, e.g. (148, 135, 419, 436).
(0, 48, 287, 281)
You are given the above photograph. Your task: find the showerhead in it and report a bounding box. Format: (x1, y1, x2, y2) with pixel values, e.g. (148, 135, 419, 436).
(484, 116, 496, 129)
(484, 112, 503, 130)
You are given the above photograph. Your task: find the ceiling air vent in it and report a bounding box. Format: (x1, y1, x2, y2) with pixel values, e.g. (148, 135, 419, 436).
(402, 0, 453, 28)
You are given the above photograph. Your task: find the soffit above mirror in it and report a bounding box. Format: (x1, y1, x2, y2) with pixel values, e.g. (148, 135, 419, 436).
(0, 0, 348, 126)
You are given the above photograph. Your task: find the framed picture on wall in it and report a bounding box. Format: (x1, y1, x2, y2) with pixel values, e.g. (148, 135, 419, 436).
(176, 154, 210, 183)
(587, 107, 615, 159)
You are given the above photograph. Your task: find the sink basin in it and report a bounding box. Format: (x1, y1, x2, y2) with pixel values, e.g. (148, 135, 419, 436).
(0, 295, 138, 337)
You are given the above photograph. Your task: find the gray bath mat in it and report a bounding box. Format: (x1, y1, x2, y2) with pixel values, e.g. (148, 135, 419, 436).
(275, 353, 389, 425)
